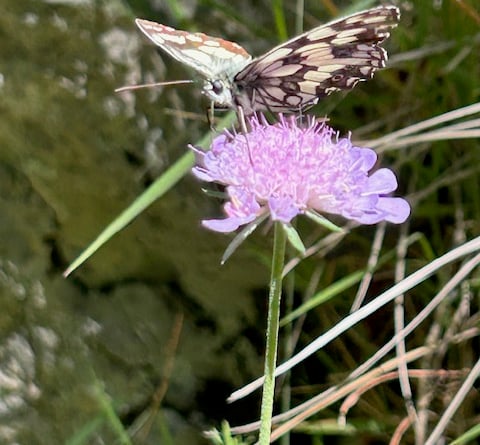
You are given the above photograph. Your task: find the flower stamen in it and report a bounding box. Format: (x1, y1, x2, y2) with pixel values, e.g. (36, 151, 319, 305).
(191, 114, 410, 233)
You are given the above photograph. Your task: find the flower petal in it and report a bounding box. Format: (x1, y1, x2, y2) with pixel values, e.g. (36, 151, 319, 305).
(202, 215, 255, 233)
(191, 114, 410, 233)
(268, 196, 301, 223)
(377, 197, 411, 223)
(364, 168, 398, 195)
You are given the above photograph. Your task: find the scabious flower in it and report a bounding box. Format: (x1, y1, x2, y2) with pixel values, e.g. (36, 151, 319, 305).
(191, 115, 410, 233)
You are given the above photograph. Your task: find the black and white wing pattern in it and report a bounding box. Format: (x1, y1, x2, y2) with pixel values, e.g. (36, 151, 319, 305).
(134, 6, 400, 114)
(135, 19, 252, 108)
(233, 6, 400, 113)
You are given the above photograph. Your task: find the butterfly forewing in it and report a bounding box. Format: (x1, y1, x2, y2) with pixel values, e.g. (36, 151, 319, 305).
(233, 6, 400, 113)
(135, 19, 251, 107)
(134, 6, 399, 114)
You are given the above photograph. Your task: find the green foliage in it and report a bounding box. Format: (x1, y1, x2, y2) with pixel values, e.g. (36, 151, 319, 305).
(2, 0, 479, 444)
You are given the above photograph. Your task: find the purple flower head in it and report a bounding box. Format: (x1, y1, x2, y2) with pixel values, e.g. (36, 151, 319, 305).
(191, 115, 410, 233)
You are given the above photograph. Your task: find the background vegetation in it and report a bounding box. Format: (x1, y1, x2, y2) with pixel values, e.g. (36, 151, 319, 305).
(0, 0, 479, 444)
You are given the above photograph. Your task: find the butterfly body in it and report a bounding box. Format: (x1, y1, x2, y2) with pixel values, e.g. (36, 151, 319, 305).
(135, 6, 399, 114)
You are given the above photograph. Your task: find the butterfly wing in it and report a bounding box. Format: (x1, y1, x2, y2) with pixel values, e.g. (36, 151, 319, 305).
(233, 6, 400, 113)
(135, 19, 252, 80)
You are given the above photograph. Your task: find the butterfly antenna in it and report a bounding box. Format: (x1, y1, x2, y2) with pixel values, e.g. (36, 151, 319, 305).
(115, 79, 195, 93)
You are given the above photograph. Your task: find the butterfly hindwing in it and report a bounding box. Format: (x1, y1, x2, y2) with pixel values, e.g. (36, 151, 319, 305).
(233, 6, 400, 112)
(134, 6, 400, 114)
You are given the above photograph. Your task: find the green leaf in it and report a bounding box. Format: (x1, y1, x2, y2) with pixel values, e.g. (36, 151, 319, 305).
(280, 269, 365, 326)
(66, 417, 105, 445)
(281, 223, 305, 254)
(450, 423, 480, 445)
(270, 0, 288, 41)
(221, 213, 269, 264)
(305, 210, 343, 232)
(64, 112, 237, 276)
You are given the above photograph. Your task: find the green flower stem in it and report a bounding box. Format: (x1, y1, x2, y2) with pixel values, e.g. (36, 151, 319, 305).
(258, 222, 287, 445)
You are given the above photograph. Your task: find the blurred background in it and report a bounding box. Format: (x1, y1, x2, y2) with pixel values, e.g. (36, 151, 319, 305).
(1, 1, 479, 444)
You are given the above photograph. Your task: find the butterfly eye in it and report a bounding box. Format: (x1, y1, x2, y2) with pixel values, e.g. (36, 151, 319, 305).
(211, 80, 224, 95)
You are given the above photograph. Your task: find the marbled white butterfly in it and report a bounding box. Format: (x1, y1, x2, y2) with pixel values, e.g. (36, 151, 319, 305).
(134, 6, 399, 115)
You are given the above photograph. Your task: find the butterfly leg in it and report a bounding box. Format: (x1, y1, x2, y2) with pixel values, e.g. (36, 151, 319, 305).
(206, 101, 217, 131)
(236, 105, 248, 134)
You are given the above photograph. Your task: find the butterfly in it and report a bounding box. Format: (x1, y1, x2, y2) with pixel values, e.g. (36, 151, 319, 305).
(134, 6, 400, 115)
